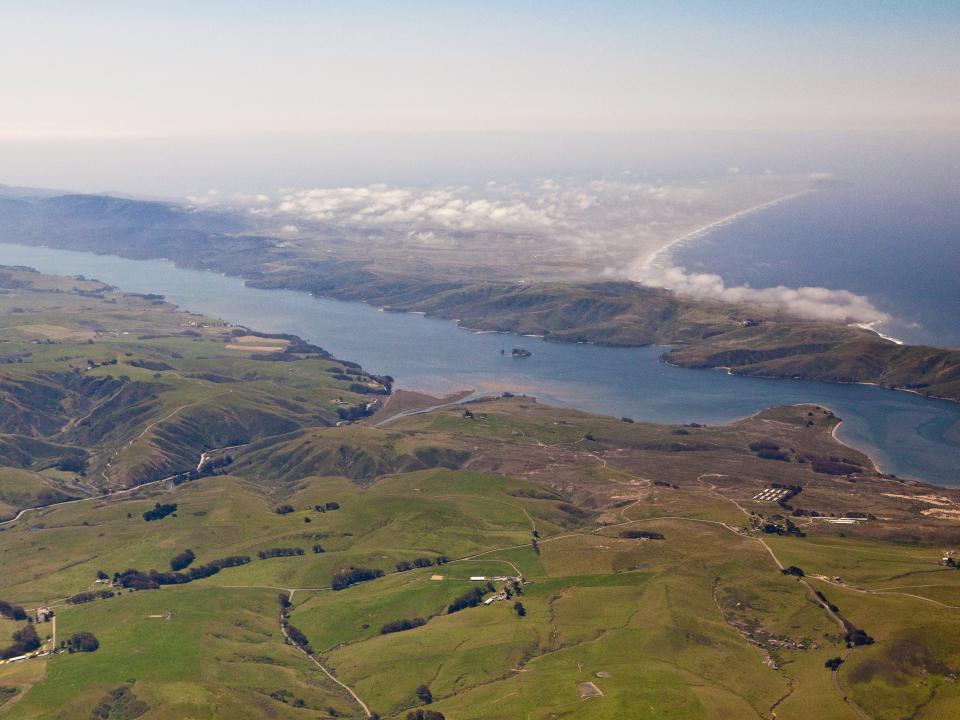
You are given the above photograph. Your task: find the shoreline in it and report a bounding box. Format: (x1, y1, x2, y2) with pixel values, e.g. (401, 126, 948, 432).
(831, 418, 883, 476)
(636, 188, 816, 272)
(3, 244, 958, 413)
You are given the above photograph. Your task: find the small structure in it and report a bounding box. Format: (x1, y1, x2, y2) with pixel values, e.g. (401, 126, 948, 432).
(578, 682, 604, 699)
(470, 576, 487, 581)
(36, 607, 54, 623)
(753, 488, 790, 502)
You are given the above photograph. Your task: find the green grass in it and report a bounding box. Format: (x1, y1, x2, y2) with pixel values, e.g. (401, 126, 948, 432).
(5, 268, 960, 719)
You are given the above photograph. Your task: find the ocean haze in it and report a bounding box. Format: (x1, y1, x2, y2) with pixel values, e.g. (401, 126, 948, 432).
(0, 130, 953, 197)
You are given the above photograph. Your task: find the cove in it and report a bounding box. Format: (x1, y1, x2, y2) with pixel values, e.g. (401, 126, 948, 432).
(2, 242, 958, 487)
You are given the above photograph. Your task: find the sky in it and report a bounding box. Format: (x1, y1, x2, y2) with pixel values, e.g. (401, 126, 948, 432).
(0, 2, 958, 336)
(1, 0, 958, 142)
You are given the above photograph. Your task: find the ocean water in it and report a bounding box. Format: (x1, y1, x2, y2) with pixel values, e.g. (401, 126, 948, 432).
(2, 242, 959, 486)
(669, 160, 960, 348)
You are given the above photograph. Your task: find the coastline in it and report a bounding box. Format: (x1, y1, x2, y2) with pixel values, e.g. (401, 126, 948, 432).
(831, 418, 883, 476)
(637, 188, 816, 272)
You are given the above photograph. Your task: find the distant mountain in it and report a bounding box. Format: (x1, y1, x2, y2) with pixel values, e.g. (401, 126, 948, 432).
(0, 182, 71, 199)
(0, 188, 253, 260)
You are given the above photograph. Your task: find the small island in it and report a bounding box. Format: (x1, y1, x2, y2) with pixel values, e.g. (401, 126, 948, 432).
(511, 347, 532, 358)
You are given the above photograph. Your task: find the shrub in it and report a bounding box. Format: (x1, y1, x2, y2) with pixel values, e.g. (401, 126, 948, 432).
(285, 625, 310, 648)
(169, 549, 196, 571)
(756, 449, 790, 461)
(845, 629, 875, 647)
(415, 684, 433, 704)
(380, 618, 426, 635)
(274, 504, 295, 515)
(781, 566, 805, 577)
(66, 631, 99, 653)
(142, 503, 177, 521)
(810, 457, 862, 476)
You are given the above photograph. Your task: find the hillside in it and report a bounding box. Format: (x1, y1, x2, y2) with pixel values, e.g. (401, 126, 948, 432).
(2, 271, 960, 719)
(0, 266, 387, 510)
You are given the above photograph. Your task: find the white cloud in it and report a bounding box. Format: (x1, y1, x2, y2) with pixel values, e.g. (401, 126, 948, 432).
(189, 180, 676, 243)
(628, 263, 891, 324)
(188, 178, 893, 326)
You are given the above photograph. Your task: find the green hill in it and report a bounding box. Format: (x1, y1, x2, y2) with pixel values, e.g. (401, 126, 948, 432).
(3, 269, 960, 719)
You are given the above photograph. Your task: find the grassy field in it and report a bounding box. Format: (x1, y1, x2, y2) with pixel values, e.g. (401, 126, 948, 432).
(3, 268, 960, 718)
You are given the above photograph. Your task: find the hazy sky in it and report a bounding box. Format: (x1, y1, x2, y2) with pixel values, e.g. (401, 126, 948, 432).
(2, 1, 958, 140)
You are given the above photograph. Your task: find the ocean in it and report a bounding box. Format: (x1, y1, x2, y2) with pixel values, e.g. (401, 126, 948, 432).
(667, 143, 960, 348)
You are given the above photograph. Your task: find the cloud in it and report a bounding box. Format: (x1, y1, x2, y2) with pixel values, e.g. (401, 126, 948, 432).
(187, 179, 704, 246)
(188, 178, 893, 327)
(627, 262, 891, 324)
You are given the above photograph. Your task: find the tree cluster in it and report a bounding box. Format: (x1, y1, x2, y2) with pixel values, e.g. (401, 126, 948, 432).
(749, 441, 790, 462)
(0, 600, 27, 621)
(65, 631, 99, 653)
(274, 504, 296, 515)
(621, 530, 665, 540)
(760, 518, 805, 538)
(331, 566, 384, 591)
(809, 456, 864, 476)
(845, 628, 875, 647)
(169, 549, 196, 571)
(337, 404, 375, 422)
(395, 556, 447, 572)
(114, 555, 251, 589)
(447, 585, 492, 614)
(258, 547, 305, 559)
(314, 502, 340, 512)
(415, 684, 433, 704)
(284, 624, 313, 655)
(406, 710, 445, 720)
(142, 502, 177, 521)
(0, 625, 40, 660)
(380, 617, 426, 635)
(67, 590, 114, 605)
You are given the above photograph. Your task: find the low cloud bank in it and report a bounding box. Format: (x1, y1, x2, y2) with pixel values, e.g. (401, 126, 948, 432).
(627, 262, 891, 325)
(188, 178, 706, 249)
(189, 177, 892, 326)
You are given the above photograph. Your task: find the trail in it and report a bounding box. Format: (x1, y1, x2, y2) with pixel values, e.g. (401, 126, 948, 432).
(279, 594, 372, 718)
(132, 389, 232, 444)
(0, 441, 241, 528)
(374, 393, 472, 427)
(695, 473, 870, 720)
